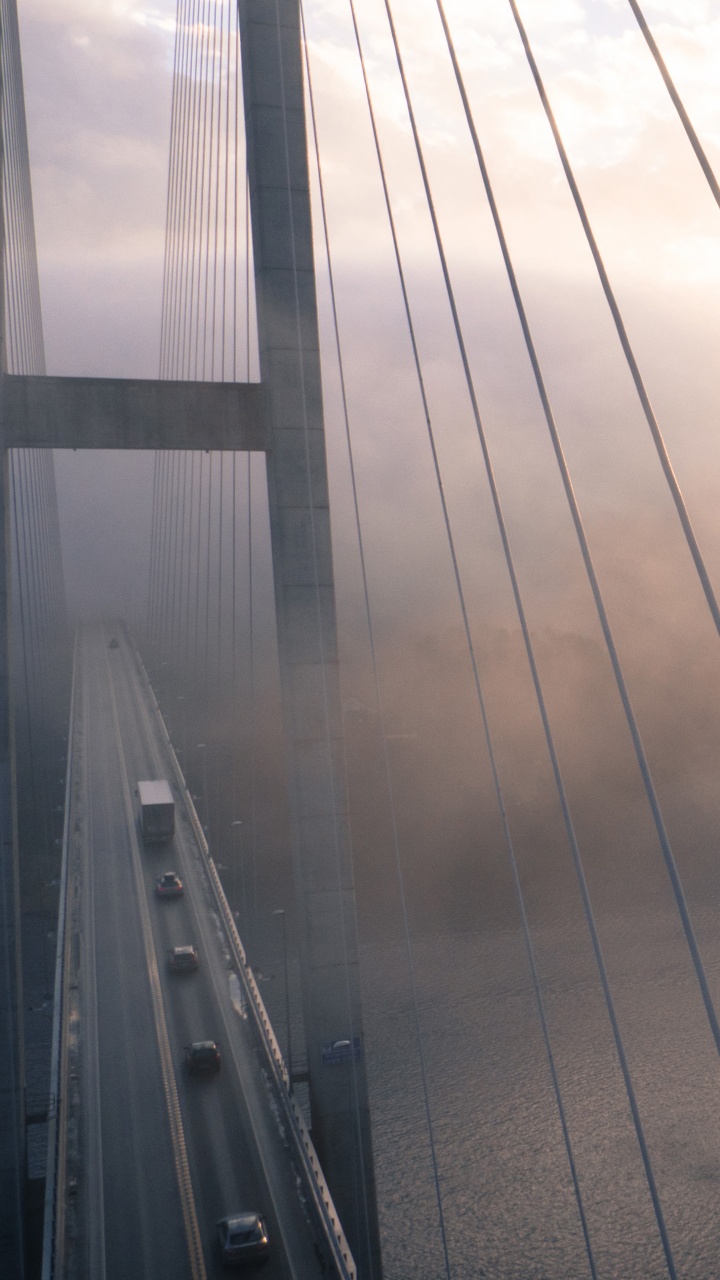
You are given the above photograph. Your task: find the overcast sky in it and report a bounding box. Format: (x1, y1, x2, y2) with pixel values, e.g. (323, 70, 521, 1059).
(17, 0, 720, 372)
(14, 0, 720, 632)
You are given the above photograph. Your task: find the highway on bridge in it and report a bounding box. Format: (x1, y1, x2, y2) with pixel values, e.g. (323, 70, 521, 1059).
(68, 622, 324, 1280)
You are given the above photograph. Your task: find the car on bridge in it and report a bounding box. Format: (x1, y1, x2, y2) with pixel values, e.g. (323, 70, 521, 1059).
(168, 945, 199, 973)
(155, 870, 183, 898)
(184, 1040, 221, 1075)
(216, 1212, 269, 1266)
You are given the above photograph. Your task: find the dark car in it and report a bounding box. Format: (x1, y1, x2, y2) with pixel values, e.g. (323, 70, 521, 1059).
(216, 1212, 269, 1266)
(168, 945, 199, 973)
(156, 871, 183, 898)
(184, 1040, 220, 1075)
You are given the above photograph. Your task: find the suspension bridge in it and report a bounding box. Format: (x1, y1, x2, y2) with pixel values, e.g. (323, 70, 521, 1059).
(1, 2, 720, 1278)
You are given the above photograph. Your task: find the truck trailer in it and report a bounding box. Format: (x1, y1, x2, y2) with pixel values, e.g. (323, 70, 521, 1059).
(138, 779, 175, 843)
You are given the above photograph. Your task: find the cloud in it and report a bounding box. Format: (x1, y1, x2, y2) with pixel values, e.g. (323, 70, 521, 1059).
(16, 1, 720, 647)
(18, 0, 174, 374)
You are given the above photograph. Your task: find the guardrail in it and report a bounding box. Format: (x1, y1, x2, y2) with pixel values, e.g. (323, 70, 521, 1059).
(41, 632, 78, 1280)
(133, 637, 357, 1280)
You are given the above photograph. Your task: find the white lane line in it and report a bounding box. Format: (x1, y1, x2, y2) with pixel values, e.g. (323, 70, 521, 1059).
(104, 643, 206, 1280)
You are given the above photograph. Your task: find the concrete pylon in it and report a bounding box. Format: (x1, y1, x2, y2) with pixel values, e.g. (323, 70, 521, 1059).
(238, 3, 383, 1276)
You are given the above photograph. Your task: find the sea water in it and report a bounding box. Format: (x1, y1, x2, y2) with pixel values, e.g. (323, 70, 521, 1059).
(360, 906, 720, 1279)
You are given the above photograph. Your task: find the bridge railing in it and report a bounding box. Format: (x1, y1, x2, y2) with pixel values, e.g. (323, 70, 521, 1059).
(41, 633, 78, 1280)
(132, 635, 358, 1280)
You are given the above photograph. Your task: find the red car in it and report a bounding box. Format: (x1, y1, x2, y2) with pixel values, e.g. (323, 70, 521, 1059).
(155, 871, 183, 898)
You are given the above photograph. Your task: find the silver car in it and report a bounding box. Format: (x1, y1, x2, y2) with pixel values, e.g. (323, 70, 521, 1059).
(168, 945, 199, 973)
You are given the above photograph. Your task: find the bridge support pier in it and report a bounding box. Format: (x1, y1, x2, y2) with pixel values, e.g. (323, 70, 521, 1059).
(239, 3, 383, 1276)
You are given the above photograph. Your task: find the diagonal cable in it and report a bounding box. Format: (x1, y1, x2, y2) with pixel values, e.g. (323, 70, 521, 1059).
(625, 0, 720, 209)
(379, 0, 682, 1272)
(507, 0, 720, 641)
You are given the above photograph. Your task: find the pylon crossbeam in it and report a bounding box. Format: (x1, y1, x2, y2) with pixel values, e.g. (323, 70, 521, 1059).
(3, 375, 269, 451)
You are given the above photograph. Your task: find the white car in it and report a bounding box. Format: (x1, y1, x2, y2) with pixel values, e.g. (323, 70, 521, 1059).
(168, 945, 198, 973)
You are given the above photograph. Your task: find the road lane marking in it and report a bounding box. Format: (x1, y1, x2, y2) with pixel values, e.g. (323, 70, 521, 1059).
(104, 645, 207, 1280)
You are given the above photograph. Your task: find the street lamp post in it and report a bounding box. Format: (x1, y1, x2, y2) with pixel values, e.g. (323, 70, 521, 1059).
(272, 908, 292, 1091)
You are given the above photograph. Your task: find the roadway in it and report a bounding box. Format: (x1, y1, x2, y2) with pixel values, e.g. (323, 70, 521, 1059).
(73, 622, 324, 1280)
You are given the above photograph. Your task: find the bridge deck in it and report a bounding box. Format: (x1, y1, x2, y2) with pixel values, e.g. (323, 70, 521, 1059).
(60, 623, 324, 1280)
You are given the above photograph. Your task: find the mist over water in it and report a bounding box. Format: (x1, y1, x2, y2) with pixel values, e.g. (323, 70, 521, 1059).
(362, 906, 720, 1280)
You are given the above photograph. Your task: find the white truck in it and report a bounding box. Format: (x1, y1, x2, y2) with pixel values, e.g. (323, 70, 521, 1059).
(138, 779, 175, 843)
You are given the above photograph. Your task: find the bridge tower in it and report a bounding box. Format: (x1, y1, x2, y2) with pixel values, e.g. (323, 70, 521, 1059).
(0, 1, 383, 1275)
(237, 4, 383, 1274)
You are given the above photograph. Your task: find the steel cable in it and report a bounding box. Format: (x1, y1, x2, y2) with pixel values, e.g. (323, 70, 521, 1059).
(378, 0, 679, 1272)
(625, 0, 720, 210)
(495, 0, 720, 1068)
(507, 0, 720, 644)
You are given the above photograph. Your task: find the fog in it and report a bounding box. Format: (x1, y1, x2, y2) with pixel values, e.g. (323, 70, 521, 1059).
(11, 7, 720, 1276)
(15, 0, 720, 944)
(45, 257, 720, 943)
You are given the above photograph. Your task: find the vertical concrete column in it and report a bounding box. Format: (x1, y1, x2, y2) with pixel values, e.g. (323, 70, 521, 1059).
(237, 3, 382, 1276)
(0, 33, 26, 1277)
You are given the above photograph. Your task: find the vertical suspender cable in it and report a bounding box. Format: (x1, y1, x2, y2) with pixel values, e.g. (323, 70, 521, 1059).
(183, 0, 205, 377)
(159, 0, 184, 376)
(202, 1, 220, 378)
(210, 0, 225, 380)
(193, 0, 211, 378)
(232, 24, 241, 383)
(170, 0, 196, 377)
